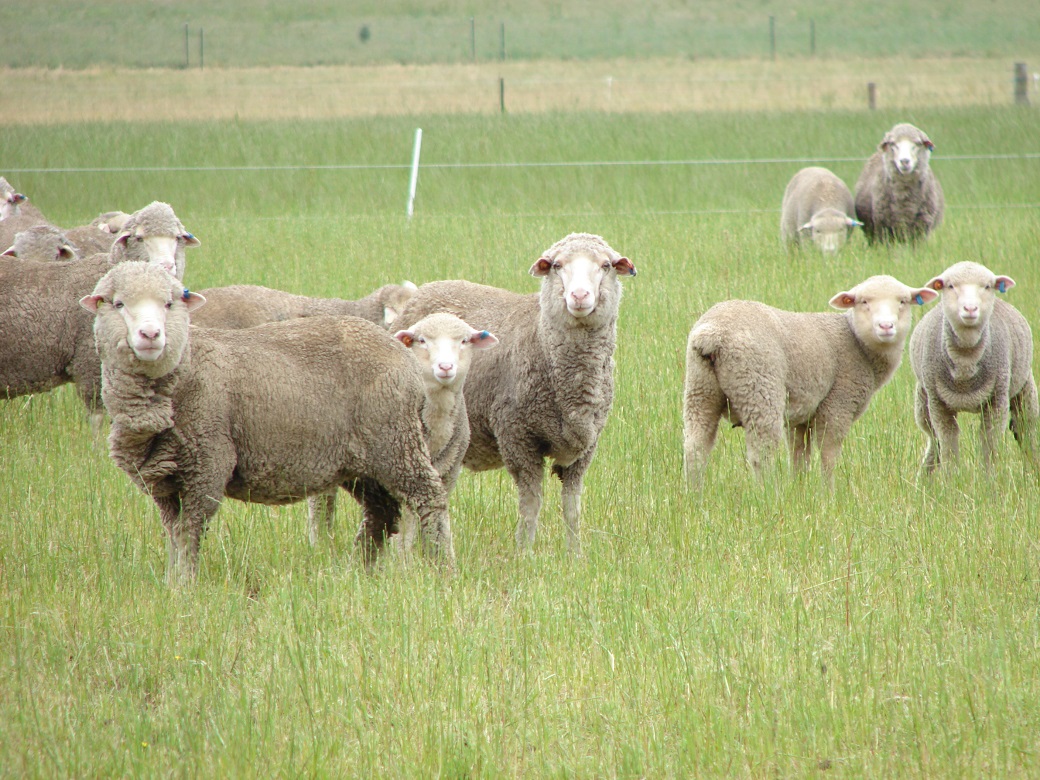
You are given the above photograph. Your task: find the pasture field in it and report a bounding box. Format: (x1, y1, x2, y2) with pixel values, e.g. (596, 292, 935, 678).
(3, 105, 1040, 776)
(3, 0, 1039, 68)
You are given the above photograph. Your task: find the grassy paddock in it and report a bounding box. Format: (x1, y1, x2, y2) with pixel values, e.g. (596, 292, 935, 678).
(2, 107, 1040, 776)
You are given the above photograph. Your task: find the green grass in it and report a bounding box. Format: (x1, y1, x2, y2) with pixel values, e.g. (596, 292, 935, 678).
(3, 0, 1040, 68)
(3, 106, 1040, 776)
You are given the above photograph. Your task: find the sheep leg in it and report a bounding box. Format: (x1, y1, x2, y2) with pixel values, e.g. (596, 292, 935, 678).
(349, 479, 400, 569)
(1010, 380, 1040, 467)
(157, 492, 218, 586)
(787, 423, 812, 472)
(927, 395, 960, 471)
(553, 448, 596, 556)
(503, 454, 544, 551)
(306, 489, 337, 546)
(914, 384, 941, 473)
(816, 417, 853, 486)
(682, 353, 726, 486)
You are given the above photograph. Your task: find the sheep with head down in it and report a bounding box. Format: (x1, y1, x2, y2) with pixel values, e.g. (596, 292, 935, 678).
(396, 232, 636, 553)
(780, 166, 862, 254)
(82, 262, 455, 585)
(2, 224, 78, 262)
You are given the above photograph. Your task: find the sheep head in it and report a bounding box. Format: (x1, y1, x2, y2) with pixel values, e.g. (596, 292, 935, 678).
(395, 312, 498, 389)
(880, 123, 935, 176)
(830, 275, 937, 347)
(926, 261, 1015, 333)
(530, 232, 636, 321)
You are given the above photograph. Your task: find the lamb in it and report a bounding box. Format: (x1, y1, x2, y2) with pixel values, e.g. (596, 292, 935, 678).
(780, 166, 862, 254)
(2, 224, 78, 262)
(683, 275, 937, 484)
(0, 201, 199, 429)
(396, 232, 637, 553)
(190, 280, 419, 330)
(909, 261, 1038, 472)
(306, 312, 499, 549)
(80, 262, 455, 584)
(854, 122, 945, 244)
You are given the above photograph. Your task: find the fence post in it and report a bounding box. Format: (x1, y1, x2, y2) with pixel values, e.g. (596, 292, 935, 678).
(868, 82, 877, 110)
(500, 22, 506, 60)
(1014, 62, 1029, 105)
(184, 23, 189, 68)
(471, 17, 476, 62)
(499, 77, 505, 113)
(810, 19, 815, 56)
(199, 28, 204, 69)
(406, 128, 423, 219)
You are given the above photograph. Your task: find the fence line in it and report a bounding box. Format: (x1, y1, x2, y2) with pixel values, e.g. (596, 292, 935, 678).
(6, 153, 1040, 175)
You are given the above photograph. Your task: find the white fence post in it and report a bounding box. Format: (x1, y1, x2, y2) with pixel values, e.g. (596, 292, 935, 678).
(407, 128, 423, 219)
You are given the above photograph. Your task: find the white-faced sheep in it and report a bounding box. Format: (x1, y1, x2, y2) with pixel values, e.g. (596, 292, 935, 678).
(396, 232, 637, 553)
(81, 262, 454, 584)
(780, 166, 862, 254)
(2, 224, 78, 262)
(109, 201, 199, 279)
(0, 201, 199, 430)
(909, 261, 1038, 472)
(683, 275, 937, 484)
(190, 281, 419, 330)
(854, 122, 945, 244)
(0, 177, 47, 224)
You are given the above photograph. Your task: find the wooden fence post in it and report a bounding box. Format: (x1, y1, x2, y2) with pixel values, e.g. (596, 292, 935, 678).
(868, 82, 877, 110)
(1014, 62, 1029, 105)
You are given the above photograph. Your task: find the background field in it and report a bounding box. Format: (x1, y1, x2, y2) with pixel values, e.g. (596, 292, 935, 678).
(3, 1, 1040, 777)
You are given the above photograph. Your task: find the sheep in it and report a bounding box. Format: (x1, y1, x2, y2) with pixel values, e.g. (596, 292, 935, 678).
(780, 166, 862, 254)
(108, 201, 199, 279)
(2, 224, 78, 262)
(90, 211, 132, 234)
(80, 262, 454, 584)
(909, 261, 1039, 472)
(683, 275, 937, 484)
(396, 232, 637, 553)
(0, 201, 199, 430)
(190, 280, 419, 330)
(854, 122, 945, 244)
(0, 177, 47, 224)
(306, 312, 498, 549)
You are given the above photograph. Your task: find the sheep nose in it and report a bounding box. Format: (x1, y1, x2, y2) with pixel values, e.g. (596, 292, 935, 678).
(571, 289, 591, 304)
(963, 304, 978, 315)
(878, 321, 895, 334)
(437, 362, 455, 373)
(138, 325, 161, 341)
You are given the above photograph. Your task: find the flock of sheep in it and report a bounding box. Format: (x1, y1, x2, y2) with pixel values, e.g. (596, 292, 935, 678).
(1, 119, 1035, 586)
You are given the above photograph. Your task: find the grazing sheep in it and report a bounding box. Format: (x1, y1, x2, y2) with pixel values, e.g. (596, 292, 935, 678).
(909, 261, 1039, 472)
(780, 166, 862, 254)
(854, 122, 945, 244)
(397, 232, 637, 553)
(0, 201, 199, 430)
(2, 224, 78, 262)
(109, 201, 199, 279)
(191, 281, 419, 330)
(683, 275, 937, 484)
(81, 262, 454, 584)
(307, 312, 498, 550)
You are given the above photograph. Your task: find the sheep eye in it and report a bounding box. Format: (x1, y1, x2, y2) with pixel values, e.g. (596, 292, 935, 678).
(113, 301, 124, 309)
(551, 261, 562, 270)
(165, 301, 173, 309)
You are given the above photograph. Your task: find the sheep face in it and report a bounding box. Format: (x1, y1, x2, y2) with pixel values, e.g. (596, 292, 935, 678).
(80, 264, 206, 371)
(1, 190, 27, 220)
(2, 225, 77, 261)
(113, 231, 198, 278)
(927, 261, 1015, 331)
(395, 313, 498, 387)
(830, 275, 937, 345)
(880, 123, 934, 177)
(530, 241, 636, 320)
(799, 209, 862, 254)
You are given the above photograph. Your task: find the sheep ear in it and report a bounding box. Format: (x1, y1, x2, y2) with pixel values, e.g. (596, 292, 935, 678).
(402, 280, 418, 291)
(995, 276, 1015, 294)
(923, 139, 935, 151)
(181, 290, 207, 311)
(394, 330, 415, 348)
(798, 222, 814, 234)
(466, 329, 499, 350)
(529, 257, 553, 277)
(927, 276, 944, 291)
(383, 306, 400, 326)
(182, 232, 201, 247)
(79, 294, 105, 313)
(829, 291, 857, 310)
(114, 231, 131, 247)
(58, 245, 76, 260)
(911, 288, 939, 305)
(1, 245, 15, 257)
(847, 218, 864, 228)
(613, 256, 637, 276)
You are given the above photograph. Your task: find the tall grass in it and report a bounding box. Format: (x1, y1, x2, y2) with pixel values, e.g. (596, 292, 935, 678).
(2, 106, 1040, 776)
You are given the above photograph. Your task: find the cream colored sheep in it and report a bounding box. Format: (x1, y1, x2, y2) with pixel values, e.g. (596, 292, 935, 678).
(780, 166, 861, 254)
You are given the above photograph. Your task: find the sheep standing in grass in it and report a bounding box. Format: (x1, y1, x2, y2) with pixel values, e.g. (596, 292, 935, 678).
(909, 261, 1038, 472)
(780, 166, 862, 254)
(2, 225, 78, 262)
(307, 312, 498, 550)
(683, 275, 937, 484)
(397, 232, 637, 553)
(191, 281, 419, 329)
(854, 123, 945, 244)
(81, 262, 455, 584)
(0, 201, 199, 429)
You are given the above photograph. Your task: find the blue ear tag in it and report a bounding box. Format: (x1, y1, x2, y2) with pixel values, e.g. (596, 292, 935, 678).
(182, 288, 191, 300)
(915, 294, 924, 305)
(998, 281, 1006, 293)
